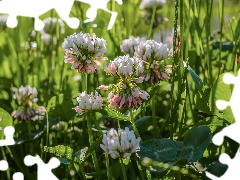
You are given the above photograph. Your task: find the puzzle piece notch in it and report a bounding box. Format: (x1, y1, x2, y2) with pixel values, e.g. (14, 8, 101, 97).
(24, 155, 60, 180)
(0, 126, 15, 146)
(206, 148, 240, 180)
(206, 70, 240, 179)
(76, 0, 122, 30)
(0, 0, 80, 31)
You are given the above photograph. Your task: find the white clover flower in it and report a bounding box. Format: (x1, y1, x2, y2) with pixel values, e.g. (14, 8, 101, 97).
(100, 127, 141, 159)
(62, 32, 108, 74)
(73, 91, 103, 115)
(51, 121, 67, 131)
(104, 55, 144, 77)
(140, 0, 166, 10)
(41, 17, 65, 34)
(41, 33, 52, 46)
(11, 85, 46, 121)
(135, 40, 172, 83)
(120, 36, 146, 55)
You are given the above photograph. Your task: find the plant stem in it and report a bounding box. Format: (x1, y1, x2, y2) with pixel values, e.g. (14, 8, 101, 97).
(105, 154, 111, 180)
(151, 95, 158, 138)
(87, 112, 101, 179)
(137, 158, 146, 180)
(120, 158, 128, 180)
(44, 110, 49, 162)
(93, 114, 111, 180)
(1, 147, 10, 179)
(129, 108, 140, 138)
(147, 1, 157, 39)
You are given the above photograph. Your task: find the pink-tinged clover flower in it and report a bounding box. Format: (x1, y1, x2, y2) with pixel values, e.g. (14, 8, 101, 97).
(62, 32, 108, 74)
(11, 85, 46, 121)
(73, 91, 103, 115)
(135, 40, 172, 83)
(104, 55, 149, 109)
(100, 127, 141, 159)
(108, 87, 149, 109)
(120, 36, 146, 55)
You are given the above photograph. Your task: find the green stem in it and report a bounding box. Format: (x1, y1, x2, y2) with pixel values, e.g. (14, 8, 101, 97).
(120, 158, 128, 180)
(151, 95, 158, 138)
(93, 114, 111, 180)
(105, 154, 111, 180)
(147, 2, 157, 39)
(87, 112, 101, 179)
(129, 108, 140, 138)
(137, 158, 146, 180)
(1, 147, 10, 179)
(44, 110, 49, 162)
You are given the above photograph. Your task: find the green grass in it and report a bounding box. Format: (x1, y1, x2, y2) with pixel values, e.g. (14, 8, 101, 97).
(0, 0, 240, 179)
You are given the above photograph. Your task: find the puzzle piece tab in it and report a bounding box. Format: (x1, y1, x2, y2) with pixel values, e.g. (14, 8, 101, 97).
(0, 0, 79, 31)
(0, 126, 15, 146)
(206, 70, 240, 179)
(24, 155, 60, 180)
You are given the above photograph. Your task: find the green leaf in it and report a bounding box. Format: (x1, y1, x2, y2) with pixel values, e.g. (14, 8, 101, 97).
(137, 139, 179, 162)
(100, 107, 130, 121)
(59, 157, 70, 164)
(209, 72, 234, 123)
(181, 125, 212, 162)
(0, 107, 13, 138)
(128, 116, 151, 130)
(194, 87, 212, 114)
(83, 135, 103, 162)
(47, 94, 75, 121)
(187, 66, 204, 96)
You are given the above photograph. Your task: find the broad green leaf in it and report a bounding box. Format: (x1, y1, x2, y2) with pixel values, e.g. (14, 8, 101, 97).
(0, 107, 13, 138)
(181, 125, 212, 162)
(47, 94, 75, 121)
(100, 107, 130, 121)
(209, 72, 234, 123)
(137, 139, 178, 162)
(194, 87, 212, 114)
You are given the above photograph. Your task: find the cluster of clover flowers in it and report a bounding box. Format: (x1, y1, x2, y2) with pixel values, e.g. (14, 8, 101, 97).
(11, 85, 46, 121)
(62, 31, 172, 163)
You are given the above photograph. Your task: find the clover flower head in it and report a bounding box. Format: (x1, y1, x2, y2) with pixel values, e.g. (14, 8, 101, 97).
(11, 85, 46, 121)
(140, 0, 166, 10)
(13, 85, 38, 107)
(62, 32, 108, 74)
(108, 87, 150, 109)
(120, 36, 146, 55)
(73, 91, 103, 115)
(135, 40, 171, 83)
(100, 127, 141, 159)
(104, 55, 144, 77)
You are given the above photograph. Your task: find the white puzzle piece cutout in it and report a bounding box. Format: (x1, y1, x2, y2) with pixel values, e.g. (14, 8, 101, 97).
(0, 160, 8, 171)
(24, 155, 60, 180)
(77, 0, 123, 30)
(206, 70, 240, 179)
(0, 126, 15, 146)
(0, 0, 123, 31)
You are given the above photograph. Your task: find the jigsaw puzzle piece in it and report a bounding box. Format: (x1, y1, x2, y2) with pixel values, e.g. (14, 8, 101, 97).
(0, 160, 8, 171)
